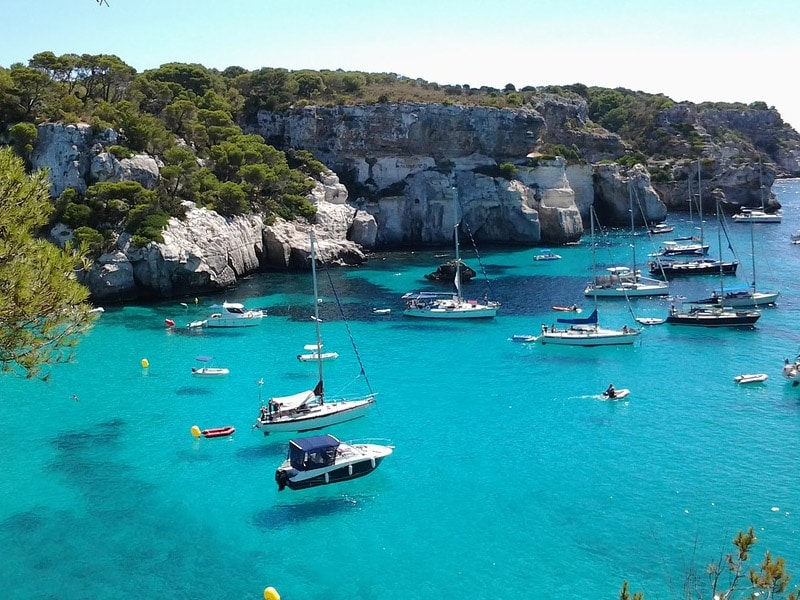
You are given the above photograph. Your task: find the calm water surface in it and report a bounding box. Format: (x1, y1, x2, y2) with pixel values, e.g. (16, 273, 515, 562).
(2, 180, 800, 599)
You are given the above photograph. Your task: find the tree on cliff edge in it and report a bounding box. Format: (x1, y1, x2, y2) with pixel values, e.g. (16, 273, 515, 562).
(0, 147, 96, 380)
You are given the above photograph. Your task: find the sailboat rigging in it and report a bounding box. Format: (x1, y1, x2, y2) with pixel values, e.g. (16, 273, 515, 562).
(253, 229, 376, 435)
(402, 189, 500, 319)
(583, 185, 669, 297)
(648, 160, 738, 278)
(537, 206, 640, 346)
(666, 192, 761, 327)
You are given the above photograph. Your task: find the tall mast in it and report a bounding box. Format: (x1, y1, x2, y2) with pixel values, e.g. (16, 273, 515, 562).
(697, 160, 704, 246)
(453, 188, 462, 302)
(629, 184, 637, 274)
(590, 206, 598, 311)
(310, 229, 325, 394)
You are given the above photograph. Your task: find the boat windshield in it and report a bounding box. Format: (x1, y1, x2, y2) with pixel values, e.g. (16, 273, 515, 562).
(289, 434, 340, 470)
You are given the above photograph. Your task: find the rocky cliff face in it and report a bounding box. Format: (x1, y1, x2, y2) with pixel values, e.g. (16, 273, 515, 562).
(249, 102, 639, 245)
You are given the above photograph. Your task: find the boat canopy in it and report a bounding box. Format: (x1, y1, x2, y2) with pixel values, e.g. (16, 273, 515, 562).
(557, 309, 599, 325)
(288, 434, 340, 471)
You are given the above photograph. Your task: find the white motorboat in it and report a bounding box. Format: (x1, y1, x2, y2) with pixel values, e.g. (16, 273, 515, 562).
(275, 434, 393, 491)
(253, 229, 376, 435)
(648, 223, 674, 235)
(533, 249, 562, 261)
(792, 230, 800, 245)
(403, 192, 499, 319)
(191, 355, 229, 377)
(734, 373, 768, 384)
(205, 301, 264, 328)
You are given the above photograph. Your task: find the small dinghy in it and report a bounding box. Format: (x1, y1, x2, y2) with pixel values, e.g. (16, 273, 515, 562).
(734, 373, 768, 384)
(601, 388, 630, 400)
(372, 308, 391, 315)
(191, 355, 230, 377)
(511, 334, 537, 343)
(635, 317, 666, 326)
(552, 305, 581, 312)
(190, 425, 236, 438)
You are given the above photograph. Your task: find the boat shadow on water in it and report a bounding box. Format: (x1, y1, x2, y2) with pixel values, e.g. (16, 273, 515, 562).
(252, 493, 378, 530)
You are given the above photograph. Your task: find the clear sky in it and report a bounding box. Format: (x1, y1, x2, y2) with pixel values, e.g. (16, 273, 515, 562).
(3, 0, 799, 131)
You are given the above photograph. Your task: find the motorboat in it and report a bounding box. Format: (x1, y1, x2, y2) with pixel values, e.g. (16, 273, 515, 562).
(205, 301, 264, 328)
(648, 223, 675, 235)
(253, 229, 376, 435)
(191, 355, 229, 377)
(733, 374, 768, 384)
(665, 305, 760, 327)
(403, 195, 499, 319)
(791, 230, 800, 245)
(731, 208, 781, 223)
(372, 308, 391, 315)
(533, 249, 562, 261)
(275, 434, 393, 491)
(297, 343, 339, 362)
(653, 240, 709, 256)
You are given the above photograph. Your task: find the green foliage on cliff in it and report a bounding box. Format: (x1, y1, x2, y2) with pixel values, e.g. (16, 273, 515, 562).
(1, 51, 796, 251)
(0, 53, 321, 253)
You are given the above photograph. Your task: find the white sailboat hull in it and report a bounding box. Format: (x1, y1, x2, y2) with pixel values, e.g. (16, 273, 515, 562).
(584, 283, 670, 297)
(255, 396, 376, 434)
(403, 302, 499, 319)
(537, 326, 640, 346)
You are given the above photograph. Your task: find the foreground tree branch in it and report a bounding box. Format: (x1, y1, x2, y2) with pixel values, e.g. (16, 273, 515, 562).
(0, 148, 97, 380)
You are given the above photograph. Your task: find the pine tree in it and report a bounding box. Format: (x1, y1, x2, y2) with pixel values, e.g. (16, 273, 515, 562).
(0, 147, 96, 380)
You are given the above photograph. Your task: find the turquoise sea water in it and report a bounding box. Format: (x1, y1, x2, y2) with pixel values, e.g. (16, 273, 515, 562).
(3, 180, 800, 600)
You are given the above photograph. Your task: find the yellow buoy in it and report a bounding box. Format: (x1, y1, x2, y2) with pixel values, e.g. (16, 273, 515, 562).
(190, 425, 201, 438)
(141, 358, 149, 368)
(263, 587, 280, 600)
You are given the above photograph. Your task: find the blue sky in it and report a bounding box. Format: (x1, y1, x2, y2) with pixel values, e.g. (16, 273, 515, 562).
(3, 0, 799, 130)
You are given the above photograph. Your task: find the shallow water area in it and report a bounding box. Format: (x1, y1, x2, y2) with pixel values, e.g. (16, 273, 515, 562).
(2, 180, 800, 599)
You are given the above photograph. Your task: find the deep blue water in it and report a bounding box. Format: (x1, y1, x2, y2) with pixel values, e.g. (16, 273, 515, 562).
(2, 180, 800, 599)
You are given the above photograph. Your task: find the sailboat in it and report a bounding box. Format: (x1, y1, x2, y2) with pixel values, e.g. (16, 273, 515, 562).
(403, 193, 500, 319)
(583, 186, 669, 297)
(666, 197, 761, 327)
(253, 229, 376, 435)
(648, 160, 738, 278)
(686, 201, 780, 308)
(538, 207, 640, 346)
